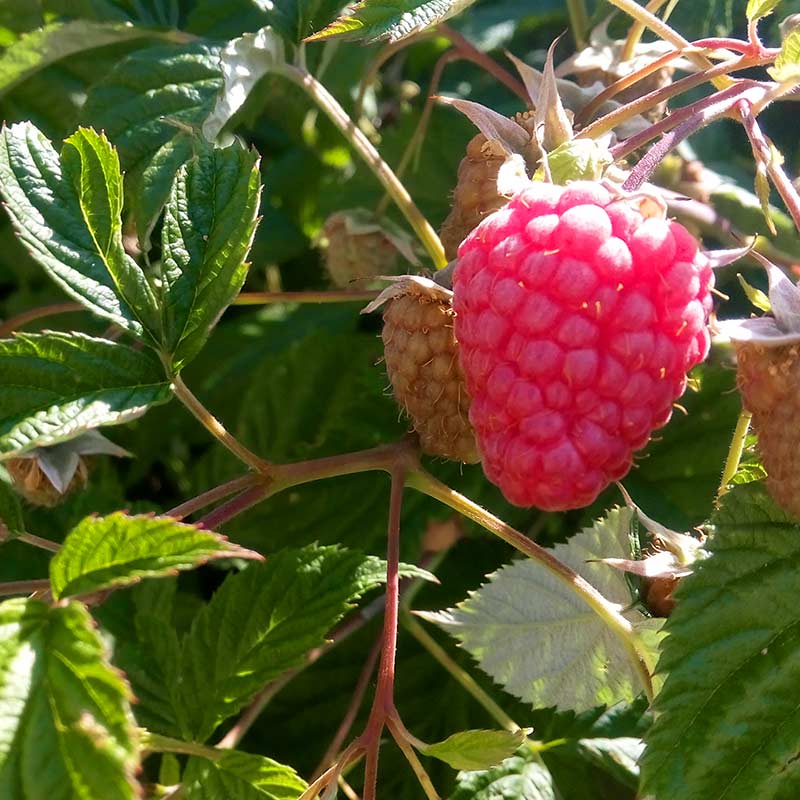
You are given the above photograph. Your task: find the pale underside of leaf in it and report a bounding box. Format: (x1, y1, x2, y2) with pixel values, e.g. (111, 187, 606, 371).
(307, 0, 479, 43)
(424, 508, 651, 712)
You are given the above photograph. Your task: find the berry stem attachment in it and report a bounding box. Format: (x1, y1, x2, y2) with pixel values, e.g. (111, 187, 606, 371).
(275, 63, 447, 269)
(406, 469, 655, 703)
(718, 408, 752, 498)
(170, 374, 271, 475)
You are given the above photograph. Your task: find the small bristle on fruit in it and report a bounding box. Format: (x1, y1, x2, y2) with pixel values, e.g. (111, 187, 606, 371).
(382, 289, 480, 463)
(735, 341, 800, 518)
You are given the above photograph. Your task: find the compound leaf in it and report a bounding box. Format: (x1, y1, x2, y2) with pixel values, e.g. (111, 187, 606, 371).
(81, 43, 224, 244)
(0, 598, 140, 800)
(160, 140, 261, 370)
(176, 545, 427, 741)
(0, 332, 171, 458)
(640, 481, 800, 799)
(0, 123, 161, 337)
(50, 512, 260, 599)
(183, 751, 307, 799)
(448, 751, 557, 800)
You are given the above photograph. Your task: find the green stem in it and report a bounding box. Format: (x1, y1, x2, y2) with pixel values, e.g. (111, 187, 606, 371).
(566, 0, 590, 49)
(602, 0, 724, 84)
(139, 731, 223, 761)
(234, 290, 379, 305)
(275, 63, 447, 269)
(406, 469, 654, 703)
(0, 579, 50, 596)
(386, 718, 441, 800)
(404, 614, 519, 732)
(16, 532, 60, 553)
(718, 408, 752, 497)
(620, 0, 672, 61)
(171, 374, 270, 474)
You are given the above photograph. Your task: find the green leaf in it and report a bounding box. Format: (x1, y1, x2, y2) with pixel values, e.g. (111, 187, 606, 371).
(423, 508, 651, 712)
(0, 331, 171, 457)
(640, 481, 800, 799)
(0, 20, 179, 97)
(306, 0, 479, 43)
(0, 480, 24, 536)
(746, 0, 782, 22)
(575, 737, 643, 789)
(542, 139, 612, 184)
(448, 751, 557, 800)
(81, 43, 224, 245)
(183, 751, 307, 799)
(769, 28, 800, 81)
(0, 123, 161, 337)
(0, 598, 140, 799)
(49, 512, 260, 599)
(737, 273, 771, 312)
(175, 545, 420, 741)
(421, 729, 528, 771)
(161, 141, 261, 370)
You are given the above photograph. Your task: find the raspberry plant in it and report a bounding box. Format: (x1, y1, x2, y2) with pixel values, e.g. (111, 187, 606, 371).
(1, 2, 800, 799)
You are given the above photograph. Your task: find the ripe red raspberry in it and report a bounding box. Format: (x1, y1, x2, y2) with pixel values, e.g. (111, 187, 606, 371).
(735, 341, 800, 517)
(452, 181, 713, 510)
(379, 278, 480, 463)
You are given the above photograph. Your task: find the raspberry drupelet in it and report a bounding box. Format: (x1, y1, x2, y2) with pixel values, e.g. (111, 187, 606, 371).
(452, 181, 714, 511)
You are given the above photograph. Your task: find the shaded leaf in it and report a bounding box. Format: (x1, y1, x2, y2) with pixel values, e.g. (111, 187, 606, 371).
(49, 512, 260, 599)
(0, 20, 180, 96)
(0, 332, 171, 458)
(448, 751, 556, 800)
(423, 508, 652, 712)
(0, 123, 161, 337)
(81, 43, 224, 244)
(640, 481, 800, 799)
(421, 729, 528, 771)
(161, 140, 261, 370)
(0, 598, 140, 800)
(575, 737, 642, 789)
(0, 480, 24, 536)
(183, 751, 307, 799)
(307, 0, 479, 43)
(176, 545, 427, 741)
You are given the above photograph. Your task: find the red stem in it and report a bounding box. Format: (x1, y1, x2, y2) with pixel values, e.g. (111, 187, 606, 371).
(166, 474, 261, 520)
(313, 633, 383, 780)
(0, 302, 84, 337)
(195, 485, 271, 530)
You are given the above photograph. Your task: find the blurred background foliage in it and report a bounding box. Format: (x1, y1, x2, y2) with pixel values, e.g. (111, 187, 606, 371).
(0, 0, 797, 796)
